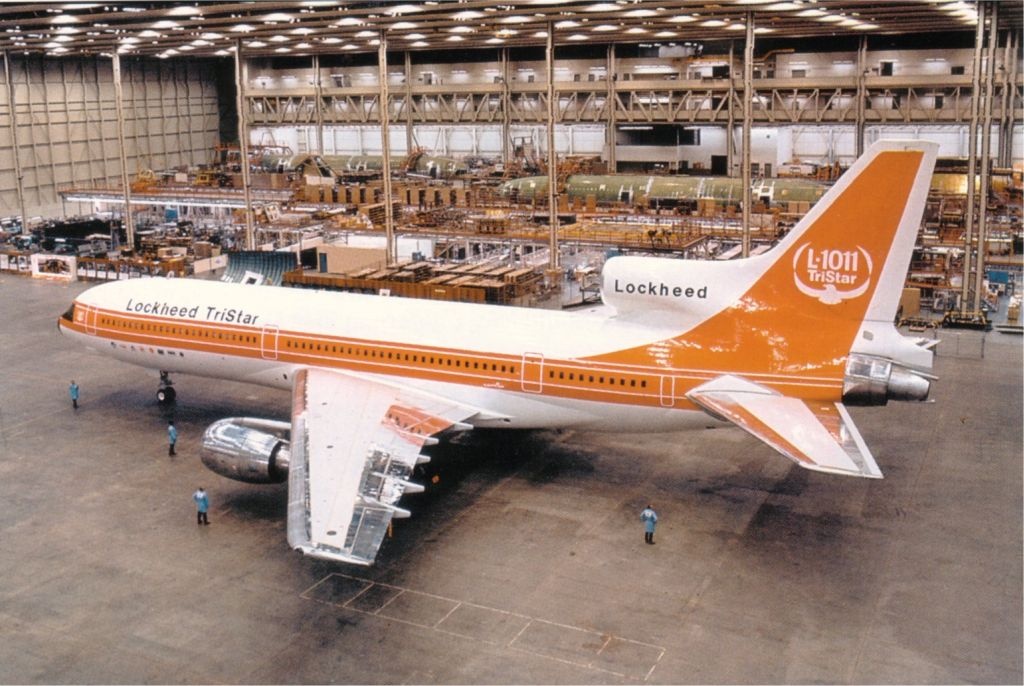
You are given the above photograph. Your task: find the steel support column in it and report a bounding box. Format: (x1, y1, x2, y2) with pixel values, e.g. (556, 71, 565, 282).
(999, 30, 1019, 167)
(404, 51, 414, 155)
(961, 1, 987, 311)
(3, 51, 27, 234)
(855, 35, 867, 157)
(501, 48, 511, 164)
(973, 2, 999, 313)
(111, 52, 135, 251)
(546, 22, 559, 272)
(378, 33, 396, 266)
(606, 43, 616, 172)
(312, 54, 323, 154)
(234, 40, 255, 250)
(741, 12, 754, 258)
(727, 41, 735, 177)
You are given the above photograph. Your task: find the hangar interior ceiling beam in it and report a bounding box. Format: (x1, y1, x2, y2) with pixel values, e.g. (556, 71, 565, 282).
(0, 2, 1018, 59)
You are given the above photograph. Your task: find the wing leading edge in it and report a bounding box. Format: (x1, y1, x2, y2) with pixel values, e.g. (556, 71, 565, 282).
(287, 368, 477, 565)
(686, 375, 882, 478)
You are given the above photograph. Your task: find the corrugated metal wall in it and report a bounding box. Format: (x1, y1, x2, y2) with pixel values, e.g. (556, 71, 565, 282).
(0, 54, 223, 219)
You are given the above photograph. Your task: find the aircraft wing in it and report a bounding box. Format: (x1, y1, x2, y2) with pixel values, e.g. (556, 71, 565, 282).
(286, 367, 476, 565)
(686, 375, 883, 478)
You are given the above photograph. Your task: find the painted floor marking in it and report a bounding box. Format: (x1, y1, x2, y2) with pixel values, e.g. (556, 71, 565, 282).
(301, 572, 666, 681)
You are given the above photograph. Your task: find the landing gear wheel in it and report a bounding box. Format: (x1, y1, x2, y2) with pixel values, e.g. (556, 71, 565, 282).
(157, 386, 176, 404)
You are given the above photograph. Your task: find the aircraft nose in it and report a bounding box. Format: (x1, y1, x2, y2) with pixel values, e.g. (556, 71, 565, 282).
(58, 301, 76, 333)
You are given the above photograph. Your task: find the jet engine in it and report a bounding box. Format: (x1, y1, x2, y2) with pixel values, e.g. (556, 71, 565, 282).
(199, 418, 291, 484)
(842, 353, 933, 406)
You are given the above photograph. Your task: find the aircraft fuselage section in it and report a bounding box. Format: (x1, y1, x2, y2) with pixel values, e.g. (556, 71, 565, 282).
(59, 277, 843, 432)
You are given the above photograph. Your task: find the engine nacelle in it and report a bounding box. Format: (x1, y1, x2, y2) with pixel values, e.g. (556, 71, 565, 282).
(842, 353, 932, 406)
(200, 418, 291, 484)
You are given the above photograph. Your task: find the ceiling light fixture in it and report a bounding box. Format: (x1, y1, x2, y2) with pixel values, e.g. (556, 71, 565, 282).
(385, 4, 422, 14)
(167, 5, 202, 16)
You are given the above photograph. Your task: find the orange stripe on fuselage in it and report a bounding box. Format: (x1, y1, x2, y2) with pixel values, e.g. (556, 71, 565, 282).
(61, 303, 844, 409)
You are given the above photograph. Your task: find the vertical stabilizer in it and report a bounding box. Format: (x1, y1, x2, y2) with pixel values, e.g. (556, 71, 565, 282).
(592, 140, 938, 385)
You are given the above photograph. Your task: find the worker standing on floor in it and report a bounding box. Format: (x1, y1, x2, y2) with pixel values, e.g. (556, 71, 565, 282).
(168, 420, 178, 456)
(640, 505, 658, 545)
(192, 487, 209, 526)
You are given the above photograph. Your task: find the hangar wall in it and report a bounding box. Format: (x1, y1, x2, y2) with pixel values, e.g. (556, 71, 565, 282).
(0, 55, 223, 220)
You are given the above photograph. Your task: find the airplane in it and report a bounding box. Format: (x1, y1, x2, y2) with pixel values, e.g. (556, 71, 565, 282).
(58, 139, 938, 566)
(500, 172, 827, 208)
(322, 152, 469, 179)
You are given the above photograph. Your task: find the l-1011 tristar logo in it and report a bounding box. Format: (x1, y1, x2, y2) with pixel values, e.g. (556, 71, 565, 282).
(792, 243, 873, 305)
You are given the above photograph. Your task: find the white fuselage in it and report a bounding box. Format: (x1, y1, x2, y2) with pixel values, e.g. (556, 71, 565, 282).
(62, 278, 728, 432)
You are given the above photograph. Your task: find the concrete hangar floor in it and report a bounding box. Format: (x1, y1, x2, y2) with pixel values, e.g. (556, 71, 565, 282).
(0, 274, 1020, 684)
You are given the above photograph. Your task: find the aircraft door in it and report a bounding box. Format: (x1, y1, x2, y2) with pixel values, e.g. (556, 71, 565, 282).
(520, 352, 544, 393)
(260, 324, 280, 360)
(83, 304, 98, 335)
(659, 375, 676, 407)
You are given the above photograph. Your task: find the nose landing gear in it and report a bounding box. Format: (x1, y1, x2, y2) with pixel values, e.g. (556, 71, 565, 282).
(157, 371, 176, 404)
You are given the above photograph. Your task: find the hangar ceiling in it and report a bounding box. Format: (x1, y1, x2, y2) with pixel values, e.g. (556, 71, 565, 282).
(0, 1, 1019, 60)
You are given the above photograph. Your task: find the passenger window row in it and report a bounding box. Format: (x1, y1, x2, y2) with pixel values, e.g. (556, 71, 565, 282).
(548, 369, 647, 389)
(100, 317, 257, 344)
(282, 338, 515, 375)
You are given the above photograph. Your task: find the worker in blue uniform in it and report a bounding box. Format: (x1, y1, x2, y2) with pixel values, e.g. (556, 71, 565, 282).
(192, 487, 209, 526)
(640, 505, 658, 544)
(168, 421, 178, 456)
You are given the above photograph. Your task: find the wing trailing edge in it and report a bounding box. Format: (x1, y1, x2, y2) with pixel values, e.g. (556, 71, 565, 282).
(687, 375, 882, 479)
(286, 368, 478, 565)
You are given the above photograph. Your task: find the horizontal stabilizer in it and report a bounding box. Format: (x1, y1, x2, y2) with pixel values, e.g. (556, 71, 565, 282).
(687, 375, 882, 479)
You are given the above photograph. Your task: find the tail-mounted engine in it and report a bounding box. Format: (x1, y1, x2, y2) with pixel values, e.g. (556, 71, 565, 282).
(842, 353, 933, 406)
(200, 418, 291, 484)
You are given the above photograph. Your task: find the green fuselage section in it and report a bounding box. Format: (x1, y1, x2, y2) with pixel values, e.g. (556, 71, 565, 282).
(322, 154, 468, 179)
(500, 174, 827, 206)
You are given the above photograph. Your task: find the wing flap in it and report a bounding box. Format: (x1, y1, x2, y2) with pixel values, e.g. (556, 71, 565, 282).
(687, 375, 882, 478)
(287, 368, 477, 565)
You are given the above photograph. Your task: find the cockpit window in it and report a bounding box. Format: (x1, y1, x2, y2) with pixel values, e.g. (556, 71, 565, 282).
(61, 303, 75, 322)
